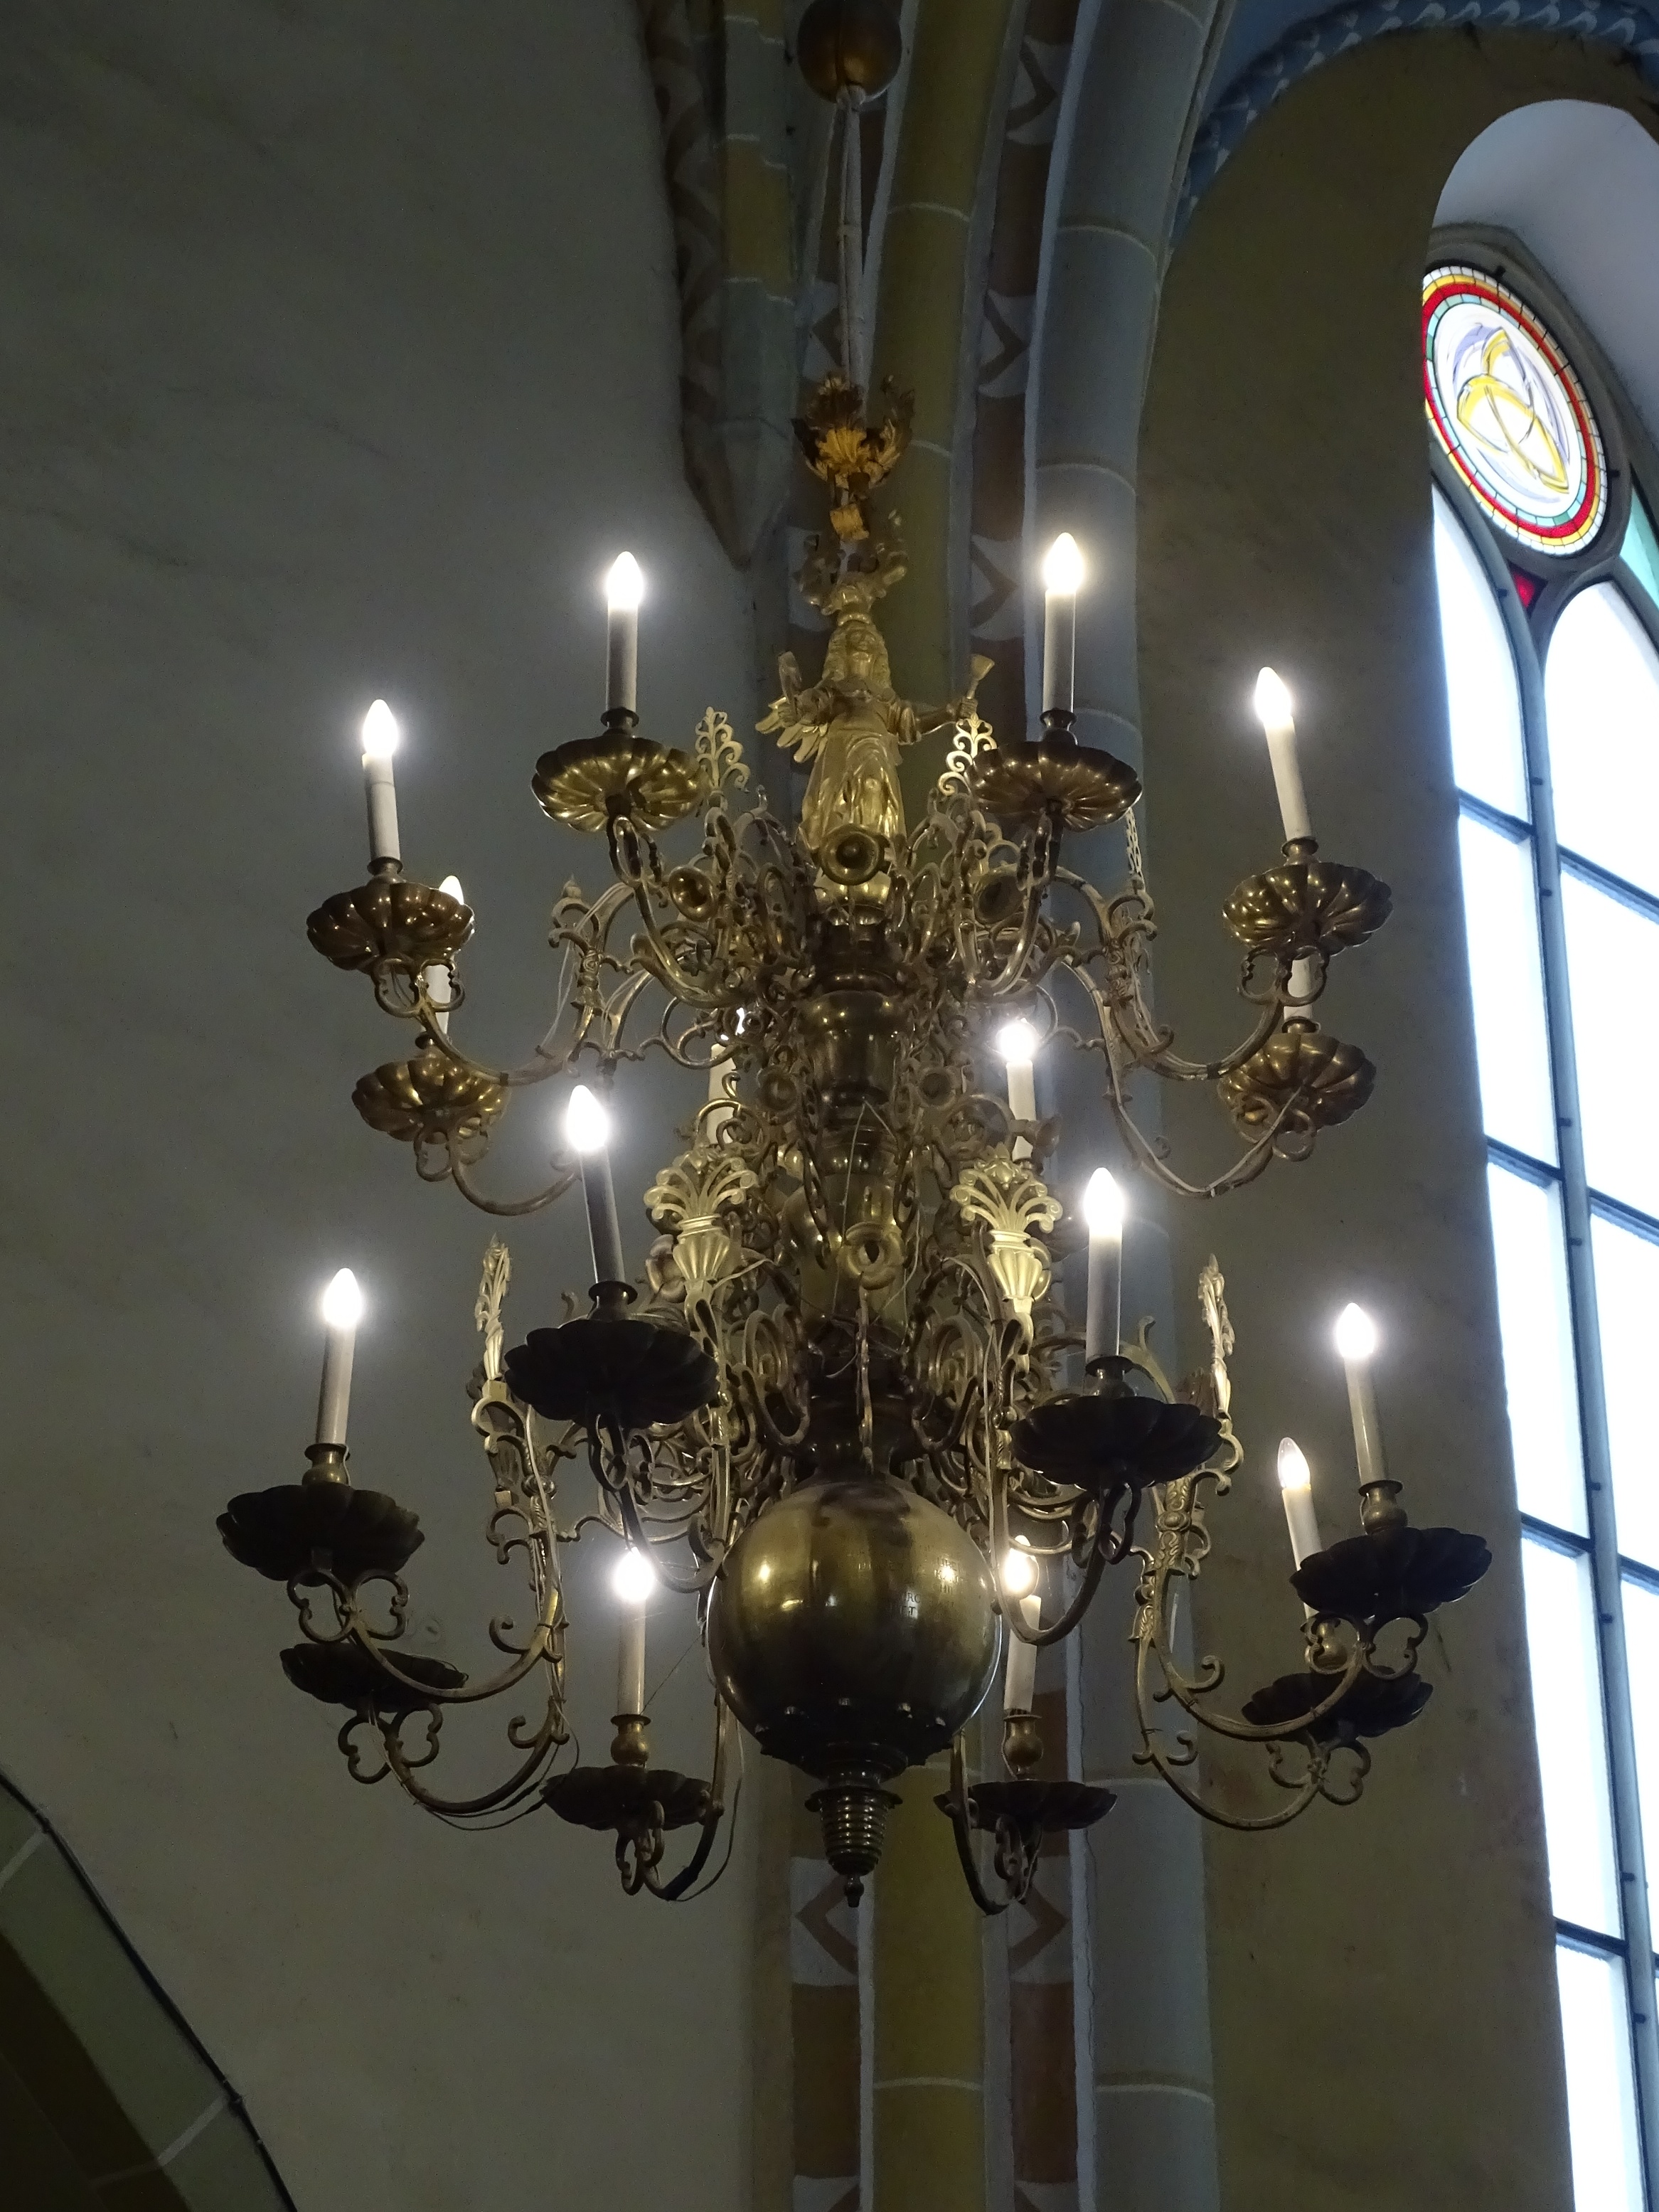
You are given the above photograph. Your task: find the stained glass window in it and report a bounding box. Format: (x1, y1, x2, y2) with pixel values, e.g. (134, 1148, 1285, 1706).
(1424, 265, 1607, 557)
(1429, 254, 1659, 2209)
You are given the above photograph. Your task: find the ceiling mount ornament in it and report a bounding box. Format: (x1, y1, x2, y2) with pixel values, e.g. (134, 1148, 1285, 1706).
(220, 13, 1488, 1910)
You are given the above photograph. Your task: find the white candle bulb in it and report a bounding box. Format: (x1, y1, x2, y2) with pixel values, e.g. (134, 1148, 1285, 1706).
(423, 876, 464, 1036)
(360, 699, 402, 869)
(605, 553, 644, 611)
(1334, 1303, 1386, 1487)
(1276, 1436, 1324, 1568)
(565, 1085, 612, 1154)
(566, 1085, 626, 1287)
(1042, 532, 1084, 596)
(604, 553, 643, 718)
(1001, 1546, 1038, 1599)
(314, 1268, 363, 1449)
(1082, 1167, 1125, 1369)
(612, 1546, 654, 1716)
(1041, 534, 1084, 715)
(1253, 666, 1313, 846)
(997, 1019, 1038, 1154)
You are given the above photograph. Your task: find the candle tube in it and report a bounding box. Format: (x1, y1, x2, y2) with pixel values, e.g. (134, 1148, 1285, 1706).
(1276, 1437, 1323, 1567)
(1334, 1303, 1385, 1486)
(314, 1269, 363, 1448)
(1041, 533, 1084, 716)
(1001, 1549, 1042, 1714)
(997, 1018, 1037, 1159)
(422, 875, 464, 1036)
(566, 1084, 626, 1287)
(605, 554, 643, 718)
(1082, 1168, 1125, 1369)
(1286, 953, 1318, 1021)
(1253, 667, 1312, 845)
(361, 701, 401, 870)
(612, 1547, 654, 1716)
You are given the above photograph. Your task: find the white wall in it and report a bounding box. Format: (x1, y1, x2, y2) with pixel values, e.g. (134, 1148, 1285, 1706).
(0, 7, 760, 2208)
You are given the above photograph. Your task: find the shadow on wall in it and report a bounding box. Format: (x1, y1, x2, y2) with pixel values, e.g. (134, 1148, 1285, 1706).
(0, 1766, 294, 2211)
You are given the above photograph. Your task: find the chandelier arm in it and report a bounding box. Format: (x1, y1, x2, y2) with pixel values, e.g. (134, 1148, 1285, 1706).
(343, 1615, 562, 1708)
(1131, 1709, 1328, 1832)
(641, 1701, 737, 1902)
(960, 843, 1055, 1003)
(989, 1455, 1111, 1645)
(939, 1735, 1019, 1918)
(616, 1485, 725, 1595)
(448, 1159, 582, 1218)
(376, 1689, 568, 1818)
(1099, 1053, 1288, 1201)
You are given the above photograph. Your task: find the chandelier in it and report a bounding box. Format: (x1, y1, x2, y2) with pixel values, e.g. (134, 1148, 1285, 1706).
(219, 0, 1490, 1913)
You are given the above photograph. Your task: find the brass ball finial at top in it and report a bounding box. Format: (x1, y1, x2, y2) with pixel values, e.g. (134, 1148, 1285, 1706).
(796, 0, 903, 100)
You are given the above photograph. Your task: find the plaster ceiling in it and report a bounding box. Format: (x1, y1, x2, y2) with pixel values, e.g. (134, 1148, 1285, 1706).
(1434, 98, 1659, 451)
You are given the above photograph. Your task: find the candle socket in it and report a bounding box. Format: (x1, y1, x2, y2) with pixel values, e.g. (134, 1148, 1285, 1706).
(599, 704, 639, 737)
(302, 1441, 351, 1489)
(1002, 1711, 1044, 1775)
(1085, 1352, 1137, 1395)
(1039, 706, 1077, 745)
(609, 1713, 650, 1768)
(1360, 1477, 1409, 1536)
(590, 1280, 636, 1318)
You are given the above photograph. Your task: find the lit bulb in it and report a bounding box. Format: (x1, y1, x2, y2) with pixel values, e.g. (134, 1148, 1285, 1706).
(1253, 667, 1293, 730)
(361, 700, 400, 759)
(1277, 1437, 1312, 1493)
(612, 1547, 656, 1604)
(997, 1018, 1038, 1065)
(605, 553, 644, 611)
(320, 1268, 364, 1329)
(1042, 532, 1084, 597)
(1001, 1546, 1038, 1599)
(438, 874, 464, 905)
(1334, 1302, 1378, 1361)
(1082, 1168, 1124, 1238)
(565, 1084, 611, 1154)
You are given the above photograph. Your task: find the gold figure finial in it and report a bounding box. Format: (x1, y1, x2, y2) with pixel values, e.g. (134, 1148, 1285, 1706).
(1197, 1257, 1233, 1422)
(475, 1237, 511, 1383)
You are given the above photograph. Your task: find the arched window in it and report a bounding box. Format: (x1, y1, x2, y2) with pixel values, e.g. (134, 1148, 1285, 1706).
(1431, 248, 1659, 2211)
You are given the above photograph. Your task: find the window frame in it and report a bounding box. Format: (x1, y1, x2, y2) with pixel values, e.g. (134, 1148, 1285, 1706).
(1430, 220, 1659, 2212)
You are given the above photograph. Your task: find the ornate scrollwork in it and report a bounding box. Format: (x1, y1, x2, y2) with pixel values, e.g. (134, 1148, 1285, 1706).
(235, 362, 1483, 1906)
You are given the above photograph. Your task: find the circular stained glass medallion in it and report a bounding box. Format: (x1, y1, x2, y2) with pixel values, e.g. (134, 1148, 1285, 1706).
(1424, 265, 1606, 558)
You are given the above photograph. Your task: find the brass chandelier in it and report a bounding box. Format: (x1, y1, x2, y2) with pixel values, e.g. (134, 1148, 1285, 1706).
(220, 0, 1489, 1912)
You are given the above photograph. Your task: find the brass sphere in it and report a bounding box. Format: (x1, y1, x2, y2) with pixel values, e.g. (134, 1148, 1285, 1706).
(796, 0, 903, 102)
(707, 1476, 999, 1778)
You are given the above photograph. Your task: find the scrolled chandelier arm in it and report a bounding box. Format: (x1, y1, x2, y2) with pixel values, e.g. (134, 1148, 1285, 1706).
(219, 0, 1490, 1909)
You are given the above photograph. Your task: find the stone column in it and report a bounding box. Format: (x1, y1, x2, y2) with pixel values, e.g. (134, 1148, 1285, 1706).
(872, 1758, 986, 2211)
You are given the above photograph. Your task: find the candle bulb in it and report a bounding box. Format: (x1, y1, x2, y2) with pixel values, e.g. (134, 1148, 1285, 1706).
(1082, 1168, 1125, 1371)
(1001, 1549, 1041, 1716)
(1276, 1437, 1323, 1568)
(314, 1268, 364, 1449)
(605, 553, 644, 718)
(1252, 667, 1313, 846)
(361, 700, 402, 871)
(1041, 533, 1084, 716)
(566, 1084, 626, 1288)
(997, 1018, 1038, 1159)
(612, 1546, 654, 1717)
(423, 875, 464, 1036)
(1334, 1302, 1386, 1487)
